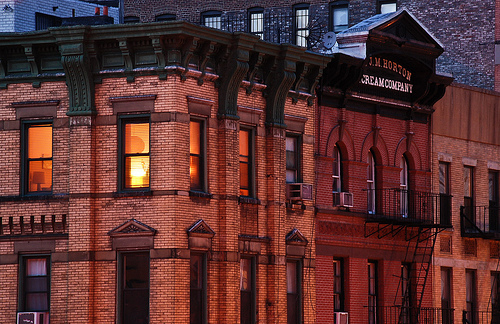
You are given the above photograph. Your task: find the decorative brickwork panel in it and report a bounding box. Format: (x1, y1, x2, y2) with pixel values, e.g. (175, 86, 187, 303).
(439, 235, 451, 253)
(491, 241, 500, 259)
(464, 238, 477, 257)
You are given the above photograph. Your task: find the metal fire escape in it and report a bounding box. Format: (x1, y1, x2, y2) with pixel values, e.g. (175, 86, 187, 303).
(364, 189, 451, 324)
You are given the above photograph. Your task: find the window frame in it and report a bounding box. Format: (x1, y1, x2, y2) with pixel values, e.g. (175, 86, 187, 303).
(118, 115, 151, 192)
(332, 145, 342, 193)
(286, 134, 302, 183)
(19, 254, 51, 312)
(155, 13, 176, 21)
(239, 127, 255, 198)
(333, 258, 344, 312)
(491, 272, 500, 319)
(118, 251, 150, 324)
(293, 4, 310, 47)
(439, 162, 452, 226)
(463, 166, 475, 229)
(465, 269, 477, 324)
(248, 7, 264, 39)
(378, 0, 397, 14)
(22, 120, 53, 196)
(329, 1, 348, 33)
(201, 10, 222, 29)
(489, 171, 499, 232)
(123, 16, 140, 23)
(368, 261, 378, 324)
(240, 256, 256, 324)
(190, 253, 208, 324)
(367, 150, 376, 214)
(190, 118, 207, 193)
(400, 155, 409, 217)
(287, 259, 302, 324)
(441, 267, 453, 324)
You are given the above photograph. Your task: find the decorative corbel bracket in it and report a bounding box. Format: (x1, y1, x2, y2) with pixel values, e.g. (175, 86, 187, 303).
(197, 41, 215, 86)
(180, 37, 198, 81)
(245, 51, 263, 94)
(118, 38, 134, 82)
(151, 36, 167, 80)
(23, 45, 40, 87)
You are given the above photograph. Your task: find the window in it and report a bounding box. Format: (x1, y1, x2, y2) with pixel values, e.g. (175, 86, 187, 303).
(240, 128, 254, 197)
(240, 257, 255, 324)
(368, 261, 378, 324)
(190, 253, 207, 324)
(439, 162, 452, 225)
(489, 171, 499, 232)
(400, 156, 409, 217)
(120, 117, 150, 190)
(464, 166, 474, 230)
(35, 12, 62, 30)
(294, 4, 309, 47)
(286, 135, 300, 183)
(333, 259, 344, 312)
(465, 269, 476, 324)
(119, 252, 149, 324)
(332, 145, 342, 193)
(400, 263, 411, 323)
(367, 151, 376, 214)
(155, 13, 176, 21)
(202, 11, 222, 29)
(491, 272, 500, 322)
(123, 16, 140, 23)
(19, 256, 50, 312)
(330, 1, 348, 33)
(23, 122, 53, 194)
(287, 260, 302, 324)
(190, 119, 206, 191)
(378, 0, 397, 14)
(441, 267, 452, 324)
(248, 8, 264, 39)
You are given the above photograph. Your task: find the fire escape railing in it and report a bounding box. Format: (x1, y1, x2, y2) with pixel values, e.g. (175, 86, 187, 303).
(460, 205, 500, 239)
(364, 305, 455, 324)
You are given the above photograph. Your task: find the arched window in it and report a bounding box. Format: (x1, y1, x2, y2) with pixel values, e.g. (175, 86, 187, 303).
(400, 156, 409, 217)
(367, 151, 376, 214)
(333, 145, 342, 193)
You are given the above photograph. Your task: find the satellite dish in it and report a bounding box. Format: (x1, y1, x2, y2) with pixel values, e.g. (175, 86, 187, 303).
(322, 32, 336, 49)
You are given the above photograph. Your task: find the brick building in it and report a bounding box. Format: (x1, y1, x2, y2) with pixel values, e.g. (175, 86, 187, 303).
(431, 84, 500, 323)
(315, 10, 452, 323)
(123, 0, 496, 91)
(0, 22, 326, 323)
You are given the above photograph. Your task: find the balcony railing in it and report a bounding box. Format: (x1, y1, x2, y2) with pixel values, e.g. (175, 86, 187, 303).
(462, 309, 500, 324)
(364, 305, 454, 324)
(0, 215, 67, 237)
(365, 189, 447, 227)
(461, 205, 500, 239)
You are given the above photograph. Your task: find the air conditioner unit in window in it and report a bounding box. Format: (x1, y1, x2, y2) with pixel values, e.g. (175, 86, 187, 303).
(17, 311, 49, 324)
(286, 183, 313, 201)
(334, 311, 348, 324)
(333, 192, 353, 207)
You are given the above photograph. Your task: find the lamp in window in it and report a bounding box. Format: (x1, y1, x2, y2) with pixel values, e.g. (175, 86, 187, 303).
(32, 171, 45, 191)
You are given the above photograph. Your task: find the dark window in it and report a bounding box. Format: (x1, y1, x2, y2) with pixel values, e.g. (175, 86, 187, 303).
(119, 252, 149, 324)
(368, 261, 378, 324)
(201, 11, 222, 29)
(332, 145, 342, 193)
(190, 253, 207, 324)
(400, 263, 411, 323)
(378, 0, 397, 14)
(489, 171, 499, 232)
(400, 156, 409, 217)
(20, 255, 50, 312)
(491, 272, 500, 322)
(329, 1, 348, 33)
(465, 269, 476, 324)
(287, 260, 302, 324)
(293, 4, 309, 47)
(119, 117, 150, 190)
(441, 267, 452, 324)
(240, 128, 255, 197)
(35, 12, 62, 30)
(367, 151, 376, 214)
(286, 135, 300, 183)
(439, 162, 452, 225)
(248, 8, 264, 39)
(155, 13, 176, 21)
(463, 166, 474, 230)
(190, 119, 206, 192)
(23, 122, 53, 194)
(124, 16, 140, 23)
(333, 259, 344, 311)
(240, 257, 255, 324)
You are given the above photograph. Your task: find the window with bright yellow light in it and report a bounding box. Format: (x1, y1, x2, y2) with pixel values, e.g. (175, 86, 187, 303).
(122, 120, 150, 189)
(26, 123, 52, 193)
(190, 119, 204, 191)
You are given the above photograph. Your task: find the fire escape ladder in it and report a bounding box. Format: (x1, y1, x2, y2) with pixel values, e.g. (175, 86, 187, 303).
(397, 226, 438, 324)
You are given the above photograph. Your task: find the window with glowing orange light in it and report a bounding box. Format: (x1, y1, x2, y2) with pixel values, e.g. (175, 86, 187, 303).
(24, 123, 52, 194)
(239, 128, 254, 197)
(121, 118, 150, 190)
(190, 119, 205, 191)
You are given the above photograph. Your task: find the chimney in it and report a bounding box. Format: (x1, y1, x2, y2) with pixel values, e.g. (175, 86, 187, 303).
(103, 6, 108, 16)
(95, 7, 100, 15)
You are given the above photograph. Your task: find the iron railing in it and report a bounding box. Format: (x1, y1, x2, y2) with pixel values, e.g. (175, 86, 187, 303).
(462, 309, 500, 324)
(461, 205, 500, 239)
(365, 189, 447, 226)
(364, 305, 454, 324)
